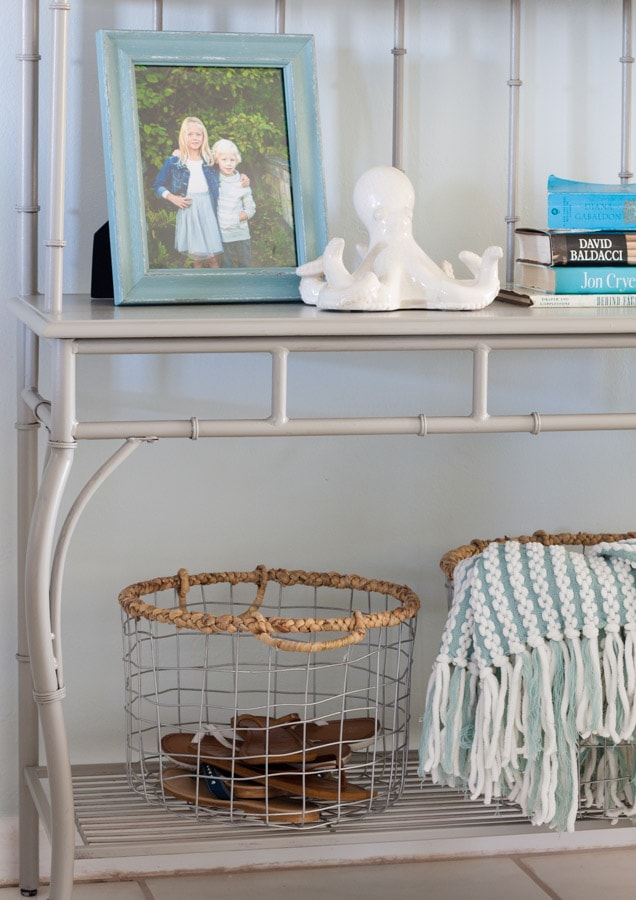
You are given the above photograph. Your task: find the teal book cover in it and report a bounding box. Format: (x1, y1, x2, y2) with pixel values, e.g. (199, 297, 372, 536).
(547, 175, 636, 229)
(516, 260, 636, 292)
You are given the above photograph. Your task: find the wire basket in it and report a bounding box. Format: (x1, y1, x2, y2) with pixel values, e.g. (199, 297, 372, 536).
(439, 529, 636, 826)
(119, 565, 420, 828)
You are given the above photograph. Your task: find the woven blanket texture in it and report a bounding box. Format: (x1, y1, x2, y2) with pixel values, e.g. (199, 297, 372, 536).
(418, 539, 636, 831)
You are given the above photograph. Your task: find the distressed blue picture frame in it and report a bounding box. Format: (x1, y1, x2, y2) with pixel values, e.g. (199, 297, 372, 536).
(96, 30, 327, 305)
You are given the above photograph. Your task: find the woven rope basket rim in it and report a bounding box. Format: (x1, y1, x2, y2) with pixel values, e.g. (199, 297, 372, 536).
(118, 564, 421, 653)
(439, 529, 636, 583)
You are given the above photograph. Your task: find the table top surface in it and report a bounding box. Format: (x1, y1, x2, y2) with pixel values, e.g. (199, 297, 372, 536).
(10, 293, 636, 341)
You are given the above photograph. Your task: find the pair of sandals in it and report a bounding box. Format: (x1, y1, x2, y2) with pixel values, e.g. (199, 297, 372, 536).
(161, 713, 381, 824)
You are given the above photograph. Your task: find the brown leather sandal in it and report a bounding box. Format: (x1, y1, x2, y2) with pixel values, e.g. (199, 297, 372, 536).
(162, 730, 240, 768)
(293, 716, 381, 751)
(234, 714, 330, 765)
(212, 757, 376, 802)
(160, 733, 374, 802)
(161, 729, 343, 773)
(233, 713, 381, 752)
(161, 766, 322, 823)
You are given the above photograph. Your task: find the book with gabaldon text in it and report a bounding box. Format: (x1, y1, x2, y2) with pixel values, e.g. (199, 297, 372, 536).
(497, 288, 636, 308)
(515, 227, 636, 266)
(515, 261, 636, 293)
(547, 175, 636, 230)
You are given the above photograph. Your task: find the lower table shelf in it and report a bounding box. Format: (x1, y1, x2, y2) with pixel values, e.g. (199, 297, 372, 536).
(24, 754, 636, 864)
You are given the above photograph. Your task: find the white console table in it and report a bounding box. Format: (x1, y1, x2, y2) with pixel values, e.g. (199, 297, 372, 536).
(13, 0, 636, 896)
(12, 292, 636, 899)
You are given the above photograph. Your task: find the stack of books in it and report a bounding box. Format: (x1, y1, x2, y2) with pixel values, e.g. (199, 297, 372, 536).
(499, 175, 636, 307)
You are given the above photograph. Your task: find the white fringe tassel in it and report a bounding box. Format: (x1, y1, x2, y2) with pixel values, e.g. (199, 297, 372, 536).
(419, 630, 636, 832)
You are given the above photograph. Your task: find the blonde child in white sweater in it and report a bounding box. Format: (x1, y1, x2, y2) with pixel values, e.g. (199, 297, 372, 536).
(212, 139, 256, 267)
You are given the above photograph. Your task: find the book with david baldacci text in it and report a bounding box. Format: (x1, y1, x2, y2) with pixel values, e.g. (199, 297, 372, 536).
(515, 227, 636, 266)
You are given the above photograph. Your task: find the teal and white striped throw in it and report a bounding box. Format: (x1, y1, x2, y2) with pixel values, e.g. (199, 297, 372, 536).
(419, 539, 636, 831)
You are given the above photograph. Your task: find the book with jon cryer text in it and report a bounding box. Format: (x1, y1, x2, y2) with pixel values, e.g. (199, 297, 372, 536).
(515, 261, 636, 293)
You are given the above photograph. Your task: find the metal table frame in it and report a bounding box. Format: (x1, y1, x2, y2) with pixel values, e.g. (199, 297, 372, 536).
(13, 0, 636, 897)
(12, 293, 636, 899)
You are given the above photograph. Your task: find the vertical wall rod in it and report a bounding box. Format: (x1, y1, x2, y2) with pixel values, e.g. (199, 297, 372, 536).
(275, 0, 286, 34)
(619, 0, 633, 182)
(392, 0, 406, 170)
(44, 1, 70, 315)
(153, 0, 163, 30)
(505, 0, 522, 286)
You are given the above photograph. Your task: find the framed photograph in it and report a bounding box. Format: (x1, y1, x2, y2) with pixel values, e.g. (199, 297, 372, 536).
(96, 30, 327, 305)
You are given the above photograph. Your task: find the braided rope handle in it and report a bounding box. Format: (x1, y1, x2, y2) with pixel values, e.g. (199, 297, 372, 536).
(439, 529, 636, 582)
(118, 565, 420, 653)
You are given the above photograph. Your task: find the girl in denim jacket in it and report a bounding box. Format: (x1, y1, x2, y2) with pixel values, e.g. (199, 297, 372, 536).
(153, 117, 227, 268)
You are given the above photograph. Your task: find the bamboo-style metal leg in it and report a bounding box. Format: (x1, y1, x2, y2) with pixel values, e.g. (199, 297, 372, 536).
(17, 420, 40, 897)
(25, 446, 75, 900)
(37, 703, 75, 900)
(17, 319, 41, 896)
(17, 0, 41, 884)
(17, 647, 39, 898)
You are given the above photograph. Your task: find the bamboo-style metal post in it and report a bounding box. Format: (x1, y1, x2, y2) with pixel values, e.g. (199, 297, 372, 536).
(43, 1, 70, 315)
(17, 0, 39, 298)
(392, 0, 406, 170)
(505, 0, 521, 286)
(153, 0, 163, 30)
(275, 0, 286, 33)
(619, 0, 633, 182)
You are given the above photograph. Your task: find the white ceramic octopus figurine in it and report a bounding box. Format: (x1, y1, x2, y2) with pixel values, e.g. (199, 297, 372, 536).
(297, 165, 502, 311)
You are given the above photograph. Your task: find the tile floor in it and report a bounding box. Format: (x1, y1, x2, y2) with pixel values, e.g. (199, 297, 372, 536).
(2, 848, 636, 900)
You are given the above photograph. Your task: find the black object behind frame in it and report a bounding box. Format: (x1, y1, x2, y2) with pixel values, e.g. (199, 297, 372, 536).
(91, 221, 114, 299)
